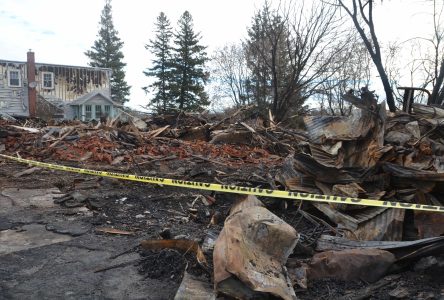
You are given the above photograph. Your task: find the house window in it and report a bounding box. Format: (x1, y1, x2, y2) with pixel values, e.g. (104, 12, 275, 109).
(42, 72, 54, 89)
(85, 105, 92, 120)
(7, 70, 21, 87)
(73, 106, 80, 119)
(104, 105, 111, 116)
(95, 105, 102, 119)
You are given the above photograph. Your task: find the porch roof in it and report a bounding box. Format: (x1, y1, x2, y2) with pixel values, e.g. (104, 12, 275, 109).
(69, 91, 121, 107)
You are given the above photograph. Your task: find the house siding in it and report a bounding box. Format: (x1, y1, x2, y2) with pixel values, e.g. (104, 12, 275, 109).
(35, 64, 111, 105)
(0, 61, 29, 116)
(0, 55, 112, 119)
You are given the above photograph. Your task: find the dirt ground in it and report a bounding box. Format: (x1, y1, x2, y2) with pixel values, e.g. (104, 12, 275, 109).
(0, 158, 443, 300)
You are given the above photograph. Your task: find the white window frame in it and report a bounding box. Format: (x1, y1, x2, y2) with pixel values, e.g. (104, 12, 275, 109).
(85, 105, 92, 120)
(41, 72, 54, 90)
(95, 105, 102, 119)
(104, 105, 111, 116)
(7, 69, 21, 87)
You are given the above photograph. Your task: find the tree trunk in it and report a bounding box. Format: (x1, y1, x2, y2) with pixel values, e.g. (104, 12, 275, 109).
(430, 60, 444, 104)
(271, 51, 279, 119)
(339, 0, 397, 112)
(374, 60, 396, 112)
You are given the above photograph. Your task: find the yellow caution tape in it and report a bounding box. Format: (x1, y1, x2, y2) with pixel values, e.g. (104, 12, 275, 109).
(1, 153, 444, 213)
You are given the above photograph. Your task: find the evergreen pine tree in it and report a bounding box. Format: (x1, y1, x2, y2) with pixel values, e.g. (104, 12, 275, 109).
(246, 10, 271, 110)
(143, 12, 174, 113)
(171, 11, 209, 111)
(246, 4, 295, 120)
(85, 0, 130, 103)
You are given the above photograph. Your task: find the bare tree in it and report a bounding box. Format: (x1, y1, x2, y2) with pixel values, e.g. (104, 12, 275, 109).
(337, 0, 397, 112)
(246, 0, 350, 121)
(318, 34, 372, 115)
(399, 40, 432, 104)
(394, 0, 444, 105)
(211, 43, 252, 108)
(382, 41, 404, 104)
(425, 0, 444, 104)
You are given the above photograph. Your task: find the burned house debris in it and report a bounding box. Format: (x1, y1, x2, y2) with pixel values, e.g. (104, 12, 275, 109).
(1, 89, 444, 299)
(0, 51, 119, 121)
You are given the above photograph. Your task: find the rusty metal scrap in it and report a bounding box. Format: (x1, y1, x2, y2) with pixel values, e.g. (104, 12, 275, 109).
(303, 111, 374, 142)
(342, 208, 405, 241)
(304, 248, 395, 283)
(414, 210, 444, 239)
(213, 195, 298, 300)
(277, 97, 444, 244)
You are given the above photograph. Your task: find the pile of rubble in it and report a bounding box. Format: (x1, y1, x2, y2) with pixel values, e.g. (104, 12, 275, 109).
(1, 91, 444, 299)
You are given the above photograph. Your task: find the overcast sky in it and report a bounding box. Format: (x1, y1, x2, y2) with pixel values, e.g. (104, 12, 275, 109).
(0, 0, 438, 109)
